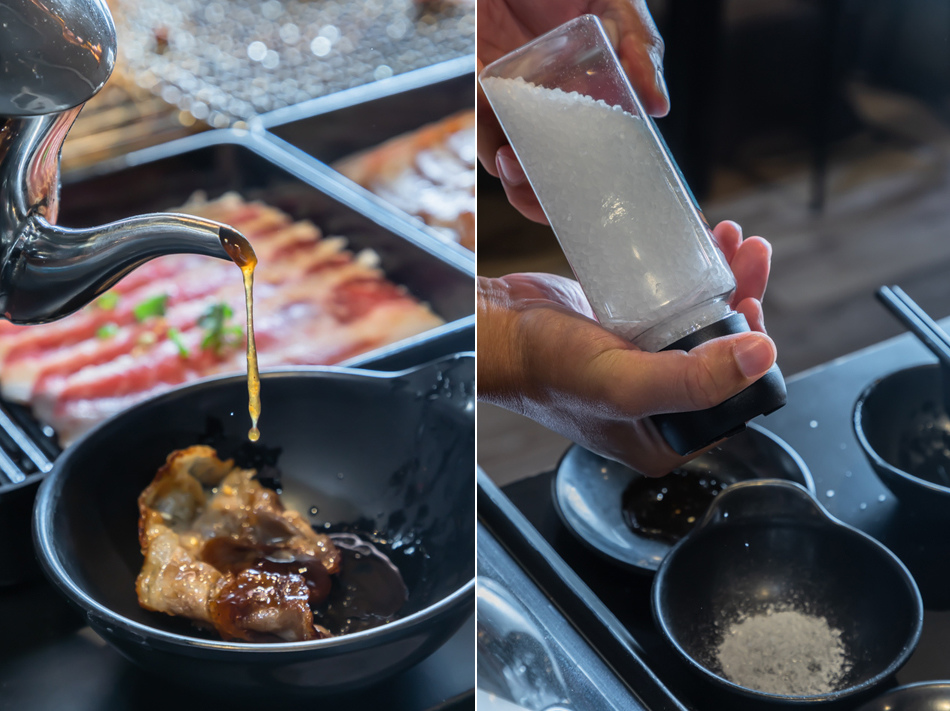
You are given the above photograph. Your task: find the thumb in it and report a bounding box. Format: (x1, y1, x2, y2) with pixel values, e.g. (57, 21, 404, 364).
(631, 332, 777, 415)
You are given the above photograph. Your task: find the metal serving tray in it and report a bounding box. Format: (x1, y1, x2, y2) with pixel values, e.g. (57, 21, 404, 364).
(259, 57, 473, 163)
(258, 57, 475, 260)
(480, 324, 950, 711)
(478, 472, 686, 711)
(61, 128, 474, 339)
(63, 128, 475, 389)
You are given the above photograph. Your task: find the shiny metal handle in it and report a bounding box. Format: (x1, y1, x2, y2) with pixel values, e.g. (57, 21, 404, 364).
(0, 214, 232, 324)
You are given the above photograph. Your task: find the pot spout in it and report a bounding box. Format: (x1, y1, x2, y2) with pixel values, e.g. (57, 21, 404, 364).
(0, 213, 236, 324)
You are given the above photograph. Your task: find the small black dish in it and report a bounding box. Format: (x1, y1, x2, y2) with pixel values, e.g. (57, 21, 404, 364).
(552, 423, 815, 573)
(653, 480, 923, 707)
(33, 354, 474, 695)
(855, 681, 950, 710)
(855, 363, 950, 515)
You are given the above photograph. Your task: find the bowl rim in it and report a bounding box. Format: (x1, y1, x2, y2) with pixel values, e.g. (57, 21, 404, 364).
(33, 362, 475, 655)
(853, 362, 950, 497)
(854, 680, 950, 710)
(551, 422, 817, 574)
(651, 481, 924, 703)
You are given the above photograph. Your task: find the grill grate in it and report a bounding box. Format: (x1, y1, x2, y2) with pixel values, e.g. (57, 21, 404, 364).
(0, 403, 59, 488)
(113, 0, 475, 128)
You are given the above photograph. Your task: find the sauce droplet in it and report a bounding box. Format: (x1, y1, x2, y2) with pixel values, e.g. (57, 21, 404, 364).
(220, 227, 261, 441)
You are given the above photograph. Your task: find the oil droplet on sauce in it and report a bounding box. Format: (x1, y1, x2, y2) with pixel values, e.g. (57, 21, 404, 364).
(220, 227, 261, 442)
(622, 469, 728, 543)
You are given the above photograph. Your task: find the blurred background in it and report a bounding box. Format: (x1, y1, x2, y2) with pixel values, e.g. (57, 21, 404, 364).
(478, 0, 950, 482)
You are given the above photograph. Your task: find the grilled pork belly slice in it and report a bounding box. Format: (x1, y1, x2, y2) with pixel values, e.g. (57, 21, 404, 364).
(136, 445, 341, 642)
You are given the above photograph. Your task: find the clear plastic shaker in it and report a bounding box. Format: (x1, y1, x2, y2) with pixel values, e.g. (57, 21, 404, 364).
(479, 14, 786, 455)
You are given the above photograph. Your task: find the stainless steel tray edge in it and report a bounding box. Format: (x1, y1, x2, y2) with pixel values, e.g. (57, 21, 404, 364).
(256, 56, 475, 129)
(477, 470, 688, 711)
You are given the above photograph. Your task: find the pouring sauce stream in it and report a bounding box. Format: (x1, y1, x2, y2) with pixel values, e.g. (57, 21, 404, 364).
(219, 227, 261, 441)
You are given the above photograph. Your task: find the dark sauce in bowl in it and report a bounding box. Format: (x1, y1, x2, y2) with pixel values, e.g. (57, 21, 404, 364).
(143, 455, 411, 642)
(897, 401, 950, 487)
(172, 531, 409, 642)
(316, 533, 409, 635)
(621, 469, 728, 543)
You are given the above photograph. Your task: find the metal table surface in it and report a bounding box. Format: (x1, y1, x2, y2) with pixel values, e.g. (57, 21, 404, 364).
(497, 326, 950, 709)
(0, 572, 474, 710)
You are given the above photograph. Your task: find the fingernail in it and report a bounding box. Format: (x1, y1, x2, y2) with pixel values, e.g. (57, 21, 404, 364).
(655, 65, 670, 105)
(734, 335, 775, 378)
(496, 152, 527, 186)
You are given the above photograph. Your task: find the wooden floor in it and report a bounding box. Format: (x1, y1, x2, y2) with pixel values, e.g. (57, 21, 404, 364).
(478, 82, 950, 485)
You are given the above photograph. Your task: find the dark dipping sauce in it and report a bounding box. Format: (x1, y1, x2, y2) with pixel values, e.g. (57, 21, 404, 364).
(897, 401, 950, 487)
(198, 530, 407, 640)
(316, 533, 409, 635)
(200, 537, 335, 604)
(621, 469, 727, 543)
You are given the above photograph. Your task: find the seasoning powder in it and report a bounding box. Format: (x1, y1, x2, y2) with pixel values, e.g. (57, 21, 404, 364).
(715, 606, 852, 695)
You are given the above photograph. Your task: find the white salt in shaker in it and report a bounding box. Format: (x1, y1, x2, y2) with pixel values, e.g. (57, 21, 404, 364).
(480, 15, 786, 455)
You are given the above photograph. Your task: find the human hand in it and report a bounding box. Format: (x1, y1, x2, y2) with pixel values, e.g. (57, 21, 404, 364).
(477, 0, 670, 223)
(477, 221, 775, 476)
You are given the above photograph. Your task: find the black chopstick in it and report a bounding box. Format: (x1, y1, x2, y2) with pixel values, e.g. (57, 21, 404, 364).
(876, 285, 950, 370)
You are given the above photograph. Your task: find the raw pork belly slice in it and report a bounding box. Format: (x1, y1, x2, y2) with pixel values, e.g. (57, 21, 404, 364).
(334, 110, 475, 251)
(0, 192, 444, 443)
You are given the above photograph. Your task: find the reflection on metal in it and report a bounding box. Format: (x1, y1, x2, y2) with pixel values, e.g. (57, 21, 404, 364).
(0, 0, 116, 116)
(476, 515, 653, 711)
(477, 577, 569, 711)
(0, 0, 236, 324)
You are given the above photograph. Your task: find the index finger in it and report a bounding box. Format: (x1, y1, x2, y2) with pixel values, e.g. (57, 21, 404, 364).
(593, 0, 669, 116)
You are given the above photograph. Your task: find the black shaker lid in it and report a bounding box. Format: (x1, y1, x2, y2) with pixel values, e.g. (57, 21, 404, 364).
(652, 312, 787, 456)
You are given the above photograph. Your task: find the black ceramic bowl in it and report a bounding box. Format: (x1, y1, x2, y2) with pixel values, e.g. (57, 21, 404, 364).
(855, 681, 950, 710)
(33, 354, 475, 695)
(553, 423, 815, 573)
(653, 480, 922, 707)
(855, 363, 950, 515)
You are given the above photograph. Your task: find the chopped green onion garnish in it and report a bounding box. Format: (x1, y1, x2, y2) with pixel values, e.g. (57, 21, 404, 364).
(167, 327, 190, 358)
(96, 322, 119, 339)
(133, 294, 169, 322)
(96, 292, 119, 310)
(199, 302, 243, 353)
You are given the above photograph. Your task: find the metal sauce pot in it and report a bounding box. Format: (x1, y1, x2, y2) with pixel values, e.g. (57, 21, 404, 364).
(0, 0, 237, 324)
